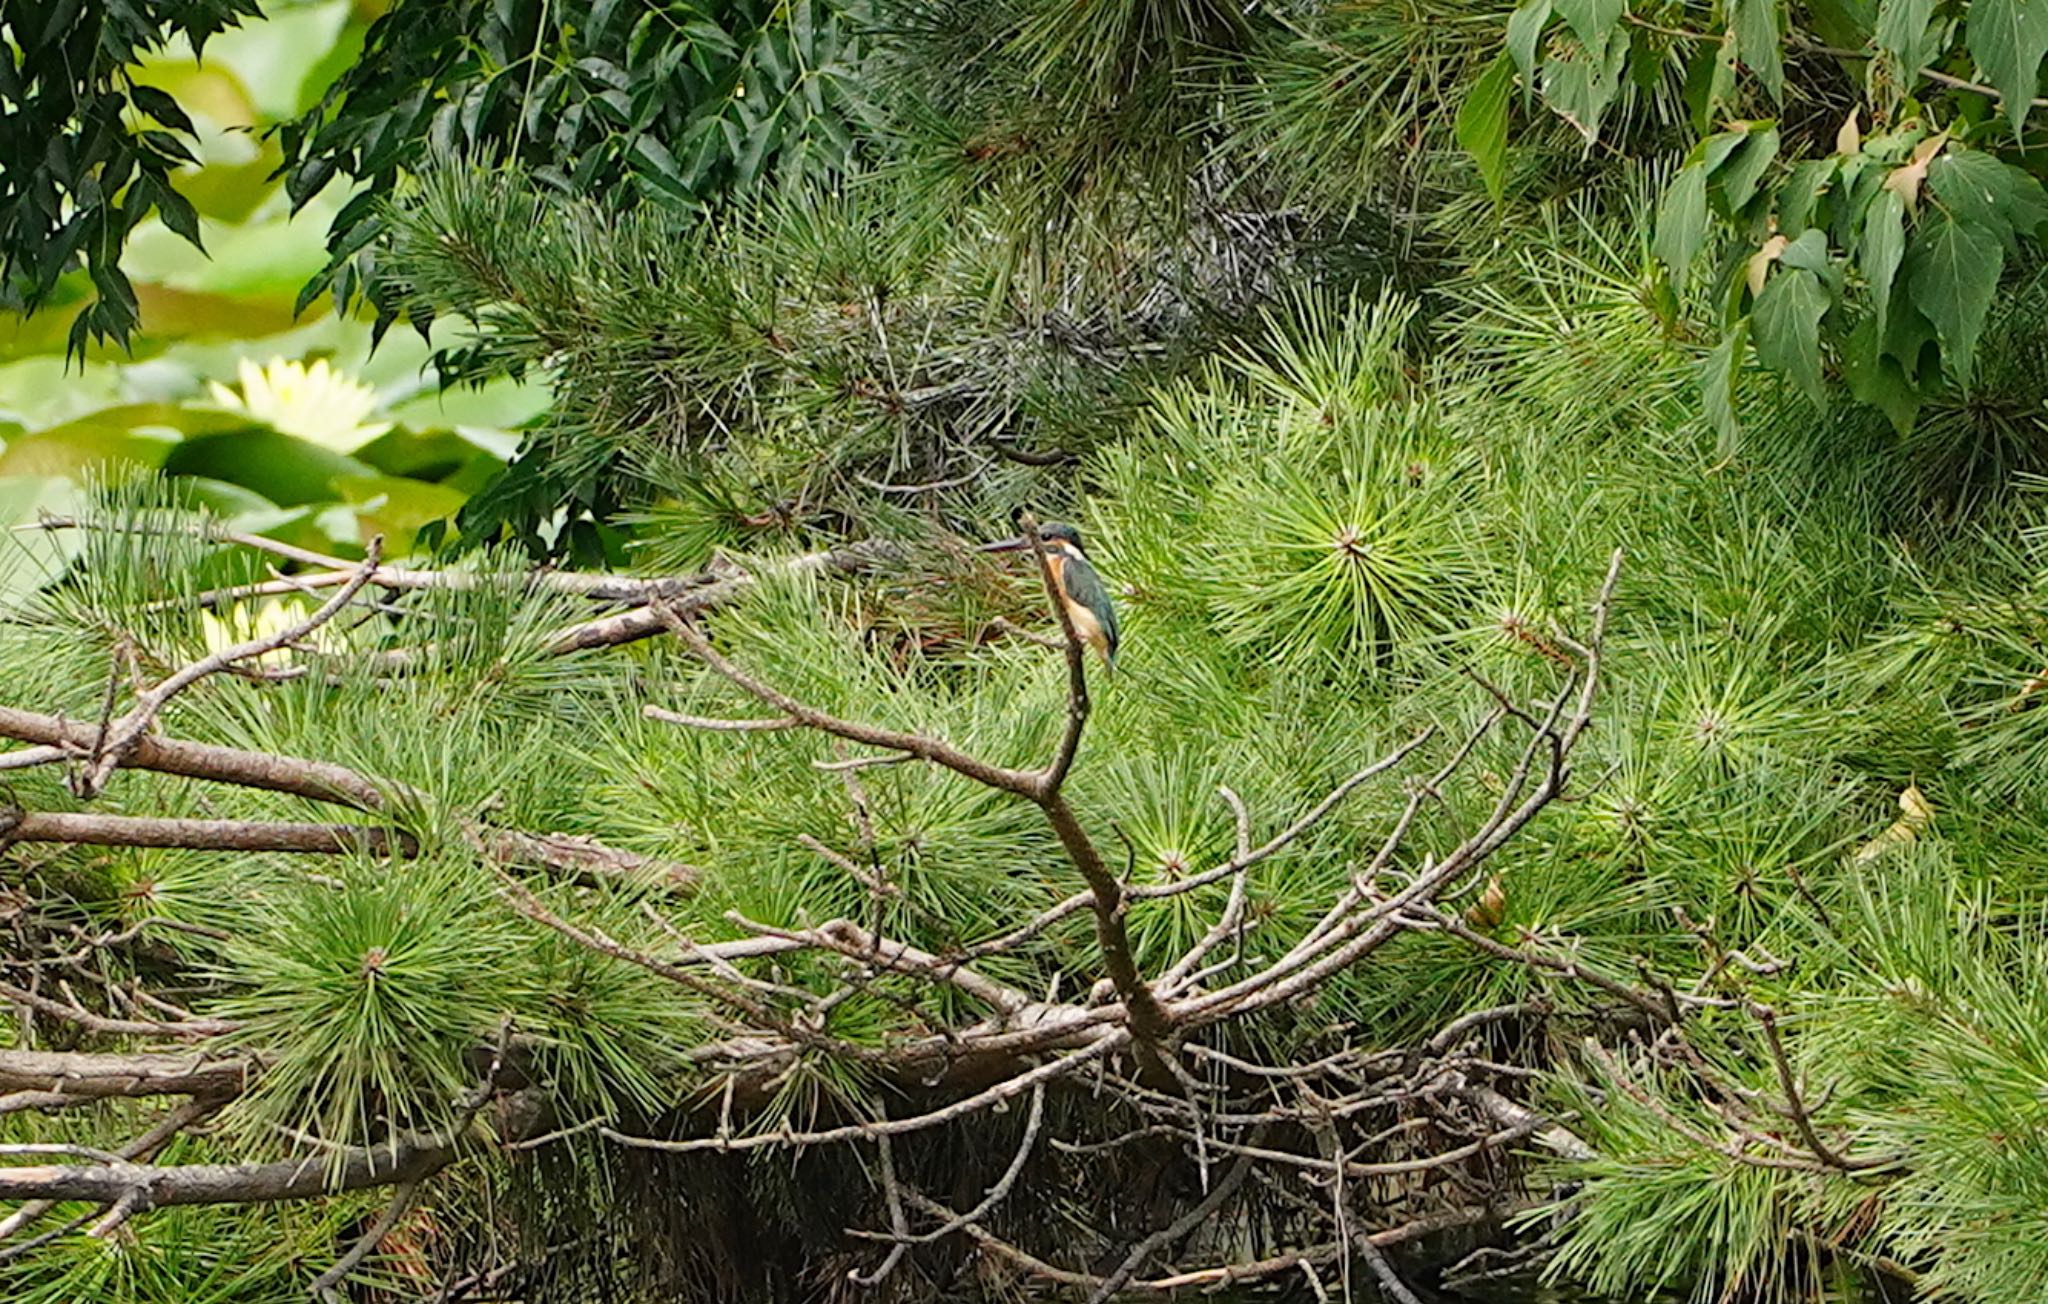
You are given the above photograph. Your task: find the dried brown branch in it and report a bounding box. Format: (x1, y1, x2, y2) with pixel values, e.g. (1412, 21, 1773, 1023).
(26, 516, 890, 608)
(644, 706, 799, 732)
(0, 1049, 258, 1100)
(846, 1133, 910, 1286)
(0, 809, 416, 855)
(0, 707, 693, 888)
(0, 980, 238, 1040)
(544, 542, 899, 656)
(850, 1083, 1046, 1249)
(311, 1179, 420, 1303)
(0, 1095, 225, 1251)
(654, 586, 1175, 1077)
(73, 541, 385, 799)
(1353, 1229, 1428, 1304)
(899, 1186, 1505, 1296)
(0, 535, 1629, 1291)
(603, 1034, 1128, 1155)
(1085, 1135, 1265, 1302)
(1582, 1040, 1837, 1174)
(1750, 1004, 1896, 1174)
(654, 606, 1038, 793)
(0, 1091, 545, 1211)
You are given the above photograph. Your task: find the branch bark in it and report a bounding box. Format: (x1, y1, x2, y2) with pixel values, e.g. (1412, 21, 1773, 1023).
(0, 707, 692, 888)
(0, 1091, 546, 1209)
(0, 1050, 258, 1101)
(0, 810, 415, 855)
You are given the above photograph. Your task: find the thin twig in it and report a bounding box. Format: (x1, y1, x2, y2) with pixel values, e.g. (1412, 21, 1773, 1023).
(74, 541, 385, 799)
(311, 1180, 421, 1302)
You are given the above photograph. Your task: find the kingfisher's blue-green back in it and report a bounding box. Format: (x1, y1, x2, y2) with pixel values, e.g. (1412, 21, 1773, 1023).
(1058, 550, 1119, 666)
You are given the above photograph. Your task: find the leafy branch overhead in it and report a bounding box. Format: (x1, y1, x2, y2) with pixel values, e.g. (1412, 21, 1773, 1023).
(3, 0, 870, 356)
(1476, 0, 2048, 437)
(277, 0, 874, 330)
(0, 0, 262, 353)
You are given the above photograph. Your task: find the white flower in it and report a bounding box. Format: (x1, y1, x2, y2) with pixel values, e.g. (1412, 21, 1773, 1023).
(207, 357, 393, 452)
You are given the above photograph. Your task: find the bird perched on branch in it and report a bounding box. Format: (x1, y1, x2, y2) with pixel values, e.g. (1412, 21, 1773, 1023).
(981, 521, 1120, 671)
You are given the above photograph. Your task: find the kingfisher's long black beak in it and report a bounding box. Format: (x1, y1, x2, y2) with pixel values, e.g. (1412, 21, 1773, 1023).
(978, 536, 1031, 553)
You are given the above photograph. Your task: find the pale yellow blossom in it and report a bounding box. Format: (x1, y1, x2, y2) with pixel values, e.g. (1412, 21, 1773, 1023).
(198, 599, 313, 667)
(207, 357, 393, 452)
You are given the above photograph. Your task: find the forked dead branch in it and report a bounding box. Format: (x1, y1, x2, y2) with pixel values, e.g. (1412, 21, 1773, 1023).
(0, 522, 1772, 1300)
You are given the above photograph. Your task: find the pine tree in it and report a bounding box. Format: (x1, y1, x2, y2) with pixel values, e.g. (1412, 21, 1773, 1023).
(9, 2, 2048, 1302)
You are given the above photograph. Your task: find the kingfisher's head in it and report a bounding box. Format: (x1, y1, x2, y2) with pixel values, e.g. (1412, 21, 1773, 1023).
(979, 521, 1087, 559)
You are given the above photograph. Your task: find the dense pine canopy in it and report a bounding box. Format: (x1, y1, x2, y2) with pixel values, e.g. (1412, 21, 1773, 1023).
(6, 1, 2048, 1301)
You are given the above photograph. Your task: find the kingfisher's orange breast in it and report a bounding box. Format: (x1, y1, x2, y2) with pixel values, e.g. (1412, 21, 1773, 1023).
(1047, 552, 1109, 659)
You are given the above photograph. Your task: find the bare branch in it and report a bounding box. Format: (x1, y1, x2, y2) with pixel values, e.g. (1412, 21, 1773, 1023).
(1352, 1230, 1427, 1304)
(0, 1095, 224, 1250)
(0, 981, 238, 1040)
(655, 605, 1039, 794)
(603, 1034, 1127, 1155)
(0, 1050, 257, 1101)
(1085, 1136, 1265, 1302)
(0, 810, 416, 855)
(851, 1083, 1046, 1248)
(74, 540, 386, 799)
(0, 707, 693, 888)
(545, 543, 898, 656)
(311, 1180, 419, 1302)
(643, 706, 799, 732)
(0, 1091, 545, 1209)
(847, 1133, 910, 1286)
(1750, 1004, 1894, 1173)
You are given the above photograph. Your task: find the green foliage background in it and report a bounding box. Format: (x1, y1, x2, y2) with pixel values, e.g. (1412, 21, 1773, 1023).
(0, 2, 547, 595)
(8, 0, 2048, 1301)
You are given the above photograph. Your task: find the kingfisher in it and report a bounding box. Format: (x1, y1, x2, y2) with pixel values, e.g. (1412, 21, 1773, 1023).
(981, 521, 1120, 670)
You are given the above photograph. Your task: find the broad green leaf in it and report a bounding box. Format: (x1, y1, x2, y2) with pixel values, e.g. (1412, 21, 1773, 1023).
(0, 422, 180, 477)
(1843, 315, 1923, 432)
(353, 428, 507, 483)
(1875, 0, 1938, 76)
(1776, 229, 1841, 294)
(1701, 320, 1748, 454)
(1751, 267, 1831, 405)
(161, 0, 352, 120)
(1684, 31, 1741, 133)
(1686, 129, 1751, 174)
(333, 473, 469, 556)
(1543, 26, 1629, 142)
(1778, 158, 1837, 236)
(163, 429, 378, 506)
(0, 474, 82, 604)
(629, 133, 689, 203)
(1967, 0, 2048, 135)
(1833, 157, 1888, 248)
(1928, 148, 2048, 246)
(1734, 0, 1786, 100)
(174, 476, 277, 517)
(385, 375, 551, 431)
(1715, 126, 1781, 212)
(1655, 165, 1711, 287)
(1906, 214, 2003, 379)
(1508, 0, 1554, 93)
(1457, 55, 1516, 203)
(1863, 187, 1906, 335)
(221, 503, 362, 557)
(1883, 298, 1940, 380)
(1776, 228, 1830, 272)
(2005, 168, 2048, 238)
(1554, 0, 1624, 51)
